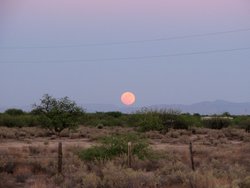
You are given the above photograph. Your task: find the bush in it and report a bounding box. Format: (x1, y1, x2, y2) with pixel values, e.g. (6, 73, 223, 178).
(79, 146, 109, 161)
(203, 117, 231, 129)
(126, 113, 144, 127)
(138, 112, 163, 132)
(239, 119, 250, 132)
(4, 108, 25, 116)
(78, 133, 150, 161)
(160, 110, 191, 131)
(0, 114, 39, 127)
(172, 116, 190, 130)
(134, 109, 191, 132)
(81, 112, 126, 127)
(105, 111, 123, 118)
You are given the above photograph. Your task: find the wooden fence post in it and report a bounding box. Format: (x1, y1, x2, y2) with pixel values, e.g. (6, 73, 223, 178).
(58, 142, 62, 174)
(189, 142, 195, 171)
(128, 142, 132, 168)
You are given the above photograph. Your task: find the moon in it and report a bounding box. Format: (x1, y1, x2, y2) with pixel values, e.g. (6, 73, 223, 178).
(121, 92, 136, 106)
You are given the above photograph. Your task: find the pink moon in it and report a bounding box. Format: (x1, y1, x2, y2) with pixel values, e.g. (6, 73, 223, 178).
(121, 92, 136, 106)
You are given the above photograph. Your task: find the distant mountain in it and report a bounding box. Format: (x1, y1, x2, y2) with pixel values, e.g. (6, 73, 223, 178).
(149, 100, 250, 115)
(82, 104, 120, 113)
(1, 100, 250, 115)
(83, 100, 250, 115)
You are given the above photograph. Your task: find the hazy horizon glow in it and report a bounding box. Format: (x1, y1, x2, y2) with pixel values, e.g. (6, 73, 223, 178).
(1, 0, 250, 108)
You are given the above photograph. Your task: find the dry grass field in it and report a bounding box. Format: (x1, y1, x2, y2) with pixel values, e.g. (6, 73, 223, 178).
(0, 126, 250, 188)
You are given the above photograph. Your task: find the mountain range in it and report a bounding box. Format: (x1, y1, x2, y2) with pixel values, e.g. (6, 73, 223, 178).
(77, 100, 250, 115)
(1, 100, 250, 115)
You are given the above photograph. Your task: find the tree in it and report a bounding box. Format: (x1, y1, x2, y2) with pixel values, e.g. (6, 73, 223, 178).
(5, 108, 25, 116)
(222, 112, 231, 117)
(33, 94, 84, 134)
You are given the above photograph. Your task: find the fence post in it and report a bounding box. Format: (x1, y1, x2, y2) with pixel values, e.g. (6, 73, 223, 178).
(128, 142, 132, 168)
(189, 142, 195, 171)
(58, 142, 62, 174)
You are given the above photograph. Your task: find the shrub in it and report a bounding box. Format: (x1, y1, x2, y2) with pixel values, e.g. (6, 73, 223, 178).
(160, 111, 191, 131)
(81, 112, 125, 127)
(0, 114, 25, 127)
(203, 117, 231, 129)
(0, 114, 39, 127)
(126, 113, 145, 127)
(97, 118, 125, 127)
(137, 111, 163, 132)
(239, 119, 250, 133)
(135, 108, 191, 132)
(4, 108, 25, 116)
(172, 116, 190, 130)
(105, 111, 123, 118)
(78, 133, 150, 161)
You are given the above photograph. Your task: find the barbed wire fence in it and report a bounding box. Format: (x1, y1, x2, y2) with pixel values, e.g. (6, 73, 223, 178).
(0, 142, 71, 174)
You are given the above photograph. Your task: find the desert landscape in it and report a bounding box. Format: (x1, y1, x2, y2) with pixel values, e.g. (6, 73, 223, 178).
(1, 1, 250, 187)
(1, 115, 250, 188)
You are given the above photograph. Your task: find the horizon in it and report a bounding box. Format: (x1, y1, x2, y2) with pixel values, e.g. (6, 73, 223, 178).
(1, 98, 250, 115)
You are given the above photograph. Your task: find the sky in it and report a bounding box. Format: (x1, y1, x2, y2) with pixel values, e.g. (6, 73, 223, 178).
(0, 0, 250, 110)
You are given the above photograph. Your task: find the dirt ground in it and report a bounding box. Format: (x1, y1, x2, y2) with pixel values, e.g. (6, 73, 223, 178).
(0, 126, 250, 188)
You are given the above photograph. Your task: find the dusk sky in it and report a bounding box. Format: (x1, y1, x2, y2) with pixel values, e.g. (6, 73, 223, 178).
(0, 0, 250, 109)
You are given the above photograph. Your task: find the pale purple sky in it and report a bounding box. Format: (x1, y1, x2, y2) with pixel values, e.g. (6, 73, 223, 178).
(0, 0, 250, 109)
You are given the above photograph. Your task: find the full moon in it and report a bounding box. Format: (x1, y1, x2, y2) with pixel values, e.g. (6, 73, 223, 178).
(121, 92, 136, 106)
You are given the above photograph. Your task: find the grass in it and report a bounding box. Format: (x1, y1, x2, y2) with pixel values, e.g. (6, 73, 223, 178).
(78, 133, 150, 161)
(0, 126, 249, 188)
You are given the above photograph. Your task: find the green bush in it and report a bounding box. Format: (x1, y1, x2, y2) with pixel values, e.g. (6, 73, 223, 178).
(0, 114, 39, 127)
(203, 117, 231, 129)
(126, 113, 144, 127)
(81, 112, 126, 127)
(239, 119, 250, 132)
(78, 146, 108, 161)
(231, 115, 249, 127)
(172, 116, 190, 130)
(78, 133, 149, 161)
(138, 112, 163, 132)
(159, 110, 191, 130)
(105, 111, 123, 118)
(134, 108, 192, 132)
(4, 108, 25, 116)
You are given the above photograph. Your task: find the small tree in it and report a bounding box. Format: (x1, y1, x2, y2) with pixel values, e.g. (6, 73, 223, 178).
(5, 108, 25, 116)
(33, 94, 84, 135)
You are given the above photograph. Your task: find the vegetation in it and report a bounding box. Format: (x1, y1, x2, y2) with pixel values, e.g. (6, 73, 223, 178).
(78, 133, 149, 161)
(203, 117, 231, 129)
(4, 108, 25, 116)
(32, 94, 84, 134)
(0, 114, 39, 127)
(0, 125, 249, 188)
(0, 98, 250, 133)
(239, 118, 250, 132)
(0, 96, 249, 187)
(0, 109, 250, 132)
